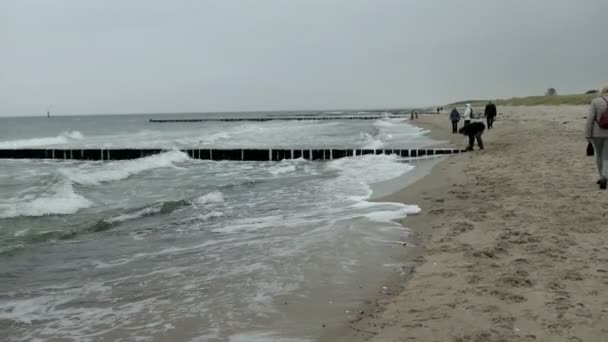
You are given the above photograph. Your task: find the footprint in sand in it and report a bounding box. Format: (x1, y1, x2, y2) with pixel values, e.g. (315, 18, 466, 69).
(498, 229, 540, 244)
(562, 270, 584, 281)
(500, 270, 534, 288)
(488, 289, 527, 303)
(465, 274, 483, 285)
(448, 221, 475, 237)
(470, 246, 507, 259)
(429, 208, 446, 216)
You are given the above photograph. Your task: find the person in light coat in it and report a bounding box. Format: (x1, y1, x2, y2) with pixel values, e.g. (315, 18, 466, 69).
(463, 104, 472, 126)
(585, 83, 608, 189)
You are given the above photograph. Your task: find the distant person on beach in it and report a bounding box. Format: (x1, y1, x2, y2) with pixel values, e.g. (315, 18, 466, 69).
(410, 110, 418, 120)
(585, 84, 608, 189)
(459, 121, 485, 151)
(484, 101, 497, 129)
(463, 104, 472, 126)
(450, 108, 460, 134)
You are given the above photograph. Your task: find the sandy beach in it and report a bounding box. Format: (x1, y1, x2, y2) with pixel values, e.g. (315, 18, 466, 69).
(325, 105, 608, 342)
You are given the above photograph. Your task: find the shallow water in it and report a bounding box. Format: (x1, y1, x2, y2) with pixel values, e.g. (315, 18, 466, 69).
(0, 112, 440, 341)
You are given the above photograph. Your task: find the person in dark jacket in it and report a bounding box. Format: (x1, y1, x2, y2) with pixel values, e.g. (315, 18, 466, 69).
(484, 101, 497, 129)
(459, 122, 486, 151)
(449, 108, 460, 134)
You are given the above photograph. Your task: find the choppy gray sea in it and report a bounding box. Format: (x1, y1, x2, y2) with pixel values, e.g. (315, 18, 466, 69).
(0, 112, 440, 341)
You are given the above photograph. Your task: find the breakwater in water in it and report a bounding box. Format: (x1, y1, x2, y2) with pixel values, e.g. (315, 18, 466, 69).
(0, 148, 465, 161)
(148, 115, 415, 123)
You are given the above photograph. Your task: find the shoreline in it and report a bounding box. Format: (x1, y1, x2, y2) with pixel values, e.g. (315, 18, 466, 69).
(323, 106, 608, 341)
(320, 115, 467, 341)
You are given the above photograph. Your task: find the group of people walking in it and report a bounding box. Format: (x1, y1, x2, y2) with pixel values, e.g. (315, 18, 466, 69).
(449, 102, 497, 133)
(448, 101, 497, 151)
(438, 84, 608, 190)
(431, 85, 608, 190)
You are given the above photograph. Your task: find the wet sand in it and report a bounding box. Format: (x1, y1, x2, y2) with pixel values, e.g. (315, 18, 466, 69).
(324, 106, 608, 341)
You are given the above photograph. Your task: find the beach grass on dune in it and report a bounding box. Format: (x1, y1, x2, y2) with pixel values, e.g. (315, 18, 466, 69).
(449, 93, 597, 107)
(495, 93, 597, 106)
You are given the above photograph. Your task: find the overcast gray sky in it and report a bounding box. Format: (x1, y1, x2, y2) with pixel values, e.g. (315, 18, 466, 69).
(1, 0, 606, 116)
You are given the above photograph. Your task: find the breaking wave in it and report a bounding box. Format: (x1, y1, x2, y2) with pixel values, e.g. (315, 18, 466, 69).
(0, 181, 92, 219)
(0, 131, 84, 148)
(60, 150, 190, 185)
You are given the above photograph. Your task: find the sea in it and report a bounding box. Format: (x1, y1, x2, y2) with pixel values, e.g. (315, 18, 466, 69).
(0, 111, 442, 342)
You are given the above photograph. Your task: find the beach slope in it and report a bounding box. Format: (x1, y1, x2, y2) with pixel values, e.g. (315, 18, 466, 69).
(334, 106, 608, 341)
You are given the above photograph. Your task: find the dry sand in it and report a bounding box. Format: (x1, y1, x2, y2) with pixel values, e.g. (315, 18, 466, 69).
(324, 106, 608, 342)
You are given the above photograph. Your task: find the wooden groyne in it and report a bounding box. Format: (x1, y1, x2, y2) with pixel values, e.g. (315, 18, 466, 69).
(0, 148, 465, 161)
(149, 115, 412, 123)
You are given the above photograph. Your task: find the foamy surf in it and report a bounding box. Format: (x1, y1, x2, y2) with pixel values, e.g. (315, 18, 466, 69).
(328, 153, 414, 185)
(0, 112, 439, 342)
(194, 191, 225, 205)
(364, 205, 421, 223)
(60, 150, 190, 185)
(268, 165, 296, 176)
(228, 332, 313, 342)
(0, 181, 92, 219)
(104, 206, 162, 224)
(0, 131, 84, 148)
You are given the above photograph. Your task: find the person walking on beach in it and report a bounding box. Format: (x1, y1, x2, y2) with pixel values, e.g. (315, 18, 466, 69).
(450, 107, 460, 134)
(463, 104, 472, 126)
(410, 110, 418, 120)
(459, 121, 485, 151)
(585, 84, 608, 189)
(484, 101, 497, 129)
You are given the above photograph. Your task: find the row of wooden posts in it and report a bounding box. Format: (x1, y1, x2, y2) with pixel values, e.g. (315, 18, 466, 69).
(0, 148, 466, 161)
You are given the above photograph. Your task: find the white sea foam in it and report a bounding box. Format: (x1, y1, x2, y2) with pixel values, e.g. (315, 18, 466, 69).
(0, 131, 84, 148)
(228, 332, 313, 342)
(361, 132, 385, 149)
(360, 118, 432, 149)
(360, 118, 413, 149)
(0, 181, 92, 219)
(105, 206, 161, 224)
(323, 154, 418, 228)
(61, 150, 190, 185)
(62, 131, 84, 140)
(13, 228, 29, 237)
(328, 154, 413, 186)
(194, 191, 224, 205)
(364, 205, 421, 223)
(0, 117, 435, 341)
(0, 284, 159, 342)
(268, 165, 296, 176)
(197, 211, 224, 221)
(200, 131, 231, 144)
(373, 118, 403, 129)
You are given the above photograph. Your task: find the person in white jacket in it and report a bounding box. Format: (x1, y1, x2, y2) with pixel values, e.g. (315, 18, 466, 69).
(585, 83, 608, 189)
(463, 104, 472, 126)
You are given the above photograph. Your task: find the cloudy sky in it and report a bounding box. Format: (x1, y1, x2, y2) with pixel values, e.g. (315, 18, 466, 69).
(1, 0, 606, 116)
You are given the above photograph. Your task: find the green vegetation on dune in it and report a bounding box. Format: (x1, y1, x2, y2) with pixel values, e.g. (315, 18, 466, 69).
(448, 93, 597, 107)
(447, 100, 488, 107)
(495, 93, 596, 106)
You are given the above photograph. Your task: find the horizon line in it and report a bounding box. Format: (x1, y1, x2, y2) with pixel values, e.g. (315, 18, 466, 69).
(0, 106, 442, 119)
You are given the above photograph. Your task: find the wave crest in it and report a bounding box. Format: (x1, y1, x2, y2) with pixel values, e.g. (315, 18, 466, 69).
(61, 150, 190, 185)
(0, 181, 92, 219)
(0, 131, 84, 148)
